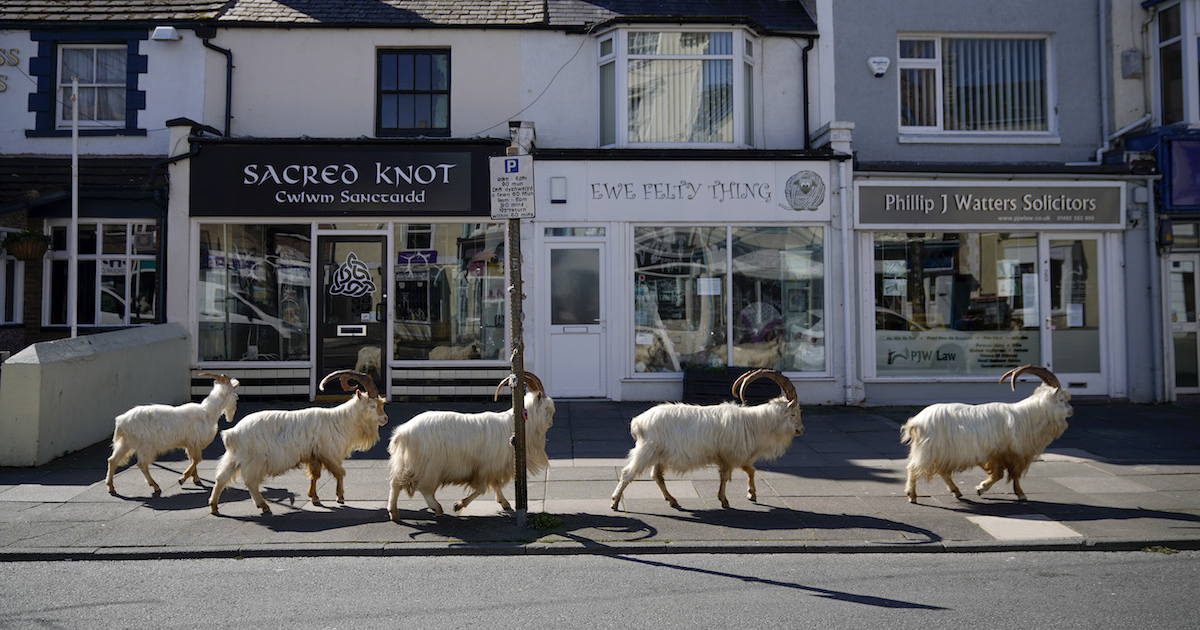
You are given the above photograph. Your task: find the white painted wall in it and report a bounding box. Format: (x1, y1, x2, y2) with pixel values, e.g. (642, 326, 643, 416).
(0, 323, 190, 466)
(0, 31, 208, 157)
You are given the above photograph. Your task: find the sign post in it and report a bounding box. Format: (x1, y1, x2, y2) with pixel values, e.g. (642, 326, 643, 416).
(490, 153, 535, 526)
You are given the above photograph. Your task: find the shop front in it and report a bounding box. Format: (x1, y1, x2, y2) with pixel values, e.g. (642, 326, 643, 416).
(855, 180, 1127, 403)
(182, 139, 511, 400)
(531, 156, 844, 403)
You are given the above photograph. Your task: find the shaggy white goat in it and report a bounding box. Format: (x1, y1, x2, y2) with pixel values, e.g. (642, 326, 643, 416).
(901, 365, 1073, 504)
(610, 368, 804, 510)
(208, 370, 388, 515)
(387, 373, 554, 518)
(354, 345, 382, 378)
(428, 341, 479, 361)
(106, 373, 239, 496)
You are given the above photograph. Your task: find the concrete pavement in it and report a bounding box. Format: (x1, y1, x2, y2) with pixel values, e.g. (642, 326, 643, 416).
(2, 398, 1199, 560)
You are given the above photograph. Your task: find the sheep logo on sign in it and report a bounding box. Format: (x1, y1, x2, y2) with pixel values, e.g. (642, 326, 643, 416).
(329, 252, 376, 298)
(779, 170, 825, 212)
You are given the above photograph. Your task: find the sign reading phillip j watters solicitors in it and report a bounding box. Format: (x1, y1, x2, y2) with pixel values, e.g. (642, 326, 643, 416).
(856, 181, 1125, 229)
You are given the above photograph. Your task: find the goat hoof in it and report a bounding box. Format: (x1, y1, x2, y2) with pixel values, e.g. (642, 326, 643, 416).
(388, 510, 400, 522)
(610, 500, 620, 511)
(107, 486, 117, 496)
(1016, 494, 1027, 502)
(908, 496, 917, 504)
(452, 501, 465, 512)
(311, 498, 322, 506)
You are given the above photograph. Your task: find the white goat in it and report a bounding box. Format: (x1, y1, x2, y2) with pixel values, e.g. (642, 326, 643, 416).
(387, 373, 555, 519)
(610, 368, 804, 510)
(901, 365, 1073, 504)
(208, 370, 388, 515)
(354, 345, 383, 378)
(428, 341, 479, 361)
(106, 373, 240, 496)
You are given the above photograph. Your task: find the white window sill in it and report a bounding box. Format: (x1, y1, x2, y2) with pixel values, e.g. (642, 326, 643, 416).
(898, 133, 1061, 145)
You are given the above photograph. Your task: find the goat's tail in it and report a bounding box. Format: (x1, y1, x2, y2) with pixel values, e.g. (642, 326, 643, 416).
(109, 426, 136, 466)
(386, 434, 417, 497)
(899, 421, 920, 447)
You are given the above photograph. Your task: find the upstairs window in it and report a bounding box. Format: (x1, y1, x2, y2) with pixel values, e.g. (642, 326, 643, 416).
(600, 29, 756, 147)
(57, 44, 126, 128)
(1157, 3, 1185, 125)
(899, 36, 1051, 135)
(377, 49, 450, 137)
(26, 31, 147, 137)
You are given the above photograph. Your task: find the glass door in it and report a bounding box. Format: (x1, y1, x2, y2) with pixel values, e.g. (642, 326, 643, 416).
(1170, 253, 1200, 393)
(1042, 235, 1106, 393)
(316, 235, 387, 398)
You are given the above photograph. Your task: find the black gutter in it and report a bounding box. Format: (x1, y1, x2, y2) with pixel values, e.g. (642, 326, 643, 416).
(195, 26, 233, 137)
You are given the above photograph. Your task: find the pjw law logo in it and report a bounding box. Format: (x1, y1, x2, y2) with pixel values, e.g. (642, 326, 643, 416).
(329, 252, 376, 298)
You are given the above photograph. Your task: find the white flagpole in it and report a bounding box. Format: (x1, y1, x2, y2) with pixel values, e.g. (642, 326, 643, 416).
(70, 77, 78, 338)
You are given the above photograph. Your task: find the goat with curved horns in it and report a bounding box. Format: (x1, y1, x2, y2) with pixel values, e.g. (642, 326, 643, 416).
(610, 368, 804, 510)
(208, 370, 388, 515)
(387, 373, 555, 518)
(901, 364, 1073, 503)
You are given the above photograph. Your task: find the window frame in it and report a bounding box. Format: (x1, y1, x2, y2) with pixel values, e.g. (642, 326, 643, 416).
(43, 220, 160, 328)
(375, 48, 451, 138)
(26, 30, 147, 138)
(0, 229, 25, 326)
(896, 34, 1058, 142)
(56, 43, 127, 129)
(598, 27, 759, 148)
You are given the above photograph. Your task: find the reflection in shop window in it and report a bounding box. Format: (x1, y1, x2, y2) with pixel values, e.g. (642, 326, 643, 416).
(633, 226, 825, 373)
(873, 232, 1039, 376)
(196, 224, 311, 362)
(394, 223, 505, 361)
(46, 221, 158, 327)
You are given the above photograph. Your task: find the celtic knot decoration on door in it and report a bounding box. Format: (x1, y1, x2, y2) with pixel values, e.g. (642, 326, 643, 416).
(329, 252, 377, 298)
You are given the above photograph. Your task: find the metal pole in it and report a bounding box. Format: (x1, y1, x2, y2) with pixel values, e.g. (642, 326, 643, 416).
(508, 216, 527, 527)
(70, 77, 79, 339)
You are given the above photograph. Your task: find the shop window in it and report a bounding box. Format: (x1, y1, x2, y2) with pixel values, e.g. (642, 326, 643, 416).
(45, 221, 158, 328)
(600, 29, 756, 147)
(26, 32, 147, 137)
(196, 224, 311, 362)
(0, 230, 23, 325)
(872, 232, 1040, 376)
(633, 226, 824, 373)
(394, 222, 505, 361)
(898, 36, 1050, 134)
(377, 49, 450, 137)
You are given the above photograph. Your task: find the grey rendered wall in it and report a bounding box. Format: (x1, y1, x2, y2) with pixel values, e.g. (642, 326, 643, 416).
(832, 0, 1104, 164)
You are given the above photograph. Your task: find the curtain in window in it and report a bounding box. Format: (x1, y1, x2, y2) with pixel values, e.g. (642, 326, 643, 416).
(944, 39, 1046, 132)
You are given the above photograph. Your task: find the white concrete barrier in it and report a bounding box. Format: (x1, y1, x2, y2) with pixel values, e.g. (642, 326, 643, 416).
(0, 323, 190, 467)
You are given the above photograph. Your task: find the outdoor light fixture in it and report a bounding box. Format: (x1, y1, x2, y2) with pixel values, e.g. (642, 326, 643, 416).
(151, 26, 182, 41)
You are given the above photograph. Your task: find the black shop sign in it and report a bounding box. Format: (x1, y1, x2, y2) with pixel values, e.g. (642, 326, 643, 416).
(190, 143, 499, 217)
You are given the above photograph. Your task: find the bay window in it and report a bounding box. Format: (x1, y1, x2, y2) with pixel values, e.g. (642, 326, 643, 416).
(600, 29, 757, 147)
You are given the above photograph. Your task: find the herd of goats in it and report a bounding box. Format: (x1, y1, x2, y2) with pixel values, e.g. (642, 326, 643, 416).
(103, 363, 1074, 518)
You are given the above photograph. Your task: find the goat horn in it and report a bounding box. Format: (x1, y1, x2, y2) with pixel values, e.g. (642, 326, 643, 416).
(319, 369, 379, 399)
(493, 372, 545, 401)
(731, 369, 760, 402)
(738, 368, 798, 408)
(999, 364, 1061, 391)
(198, 372, 229, 385)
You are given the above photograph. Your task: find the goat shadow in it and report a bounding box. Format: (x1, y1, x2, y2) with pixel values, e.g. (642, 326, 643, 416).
(629, 503, 942, 545)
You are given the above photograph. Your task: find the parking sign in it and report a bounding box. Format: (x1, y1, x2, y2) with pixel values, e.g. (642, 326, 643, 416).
(489, 155, 536, 219)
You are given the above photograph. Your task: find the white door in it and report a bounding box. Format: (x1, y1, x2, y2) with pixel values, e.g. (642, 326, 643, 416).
(1040, 235, 1107, 394)
(545, 242, 606, 397)
(1170, 253, 1200, 394)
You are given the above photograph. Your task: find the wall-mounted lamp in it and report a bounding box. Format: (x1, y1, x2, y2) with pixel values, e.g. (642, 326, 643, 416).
(151, 26, 183, 41)
(549, 176, 567, 204)
(867, 56, 890, 78)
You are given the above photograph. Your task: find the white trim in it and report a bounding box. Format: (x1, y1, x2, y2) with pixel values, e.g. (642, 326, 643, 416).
(898, 134, 1062, 145)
